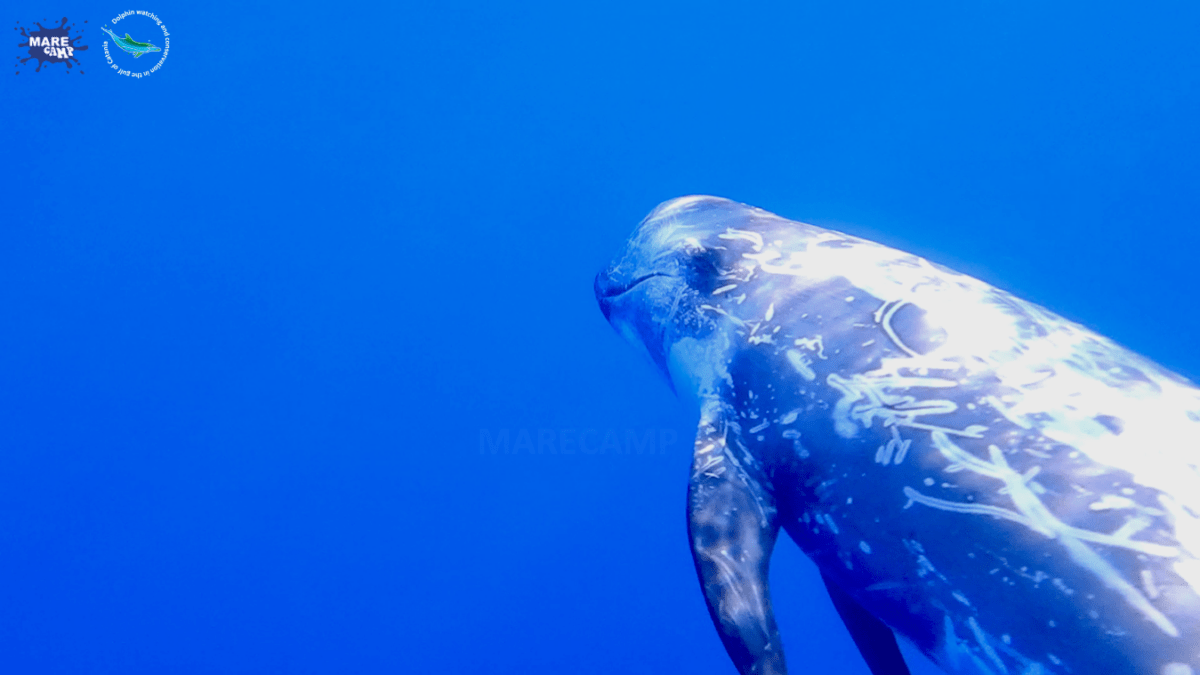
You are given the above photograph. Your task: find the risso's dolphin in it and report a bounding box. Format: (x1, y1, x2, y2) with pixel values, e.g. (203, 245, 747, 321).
(595, 196, 1200, 675)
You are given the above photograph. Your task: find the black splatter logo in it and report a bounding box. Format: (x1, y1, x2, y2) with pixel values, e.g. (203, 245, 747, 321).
(15, 17, 88, 74)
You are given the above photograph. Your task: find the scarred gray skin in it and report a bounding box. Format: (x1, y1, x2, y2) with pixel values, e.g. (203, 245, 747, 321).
(595, 196, 1200, 675)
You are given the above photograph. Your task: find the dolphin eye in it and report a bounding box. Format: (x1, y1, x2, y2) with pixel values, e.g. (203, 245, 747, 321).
(682, 248, 723, 295)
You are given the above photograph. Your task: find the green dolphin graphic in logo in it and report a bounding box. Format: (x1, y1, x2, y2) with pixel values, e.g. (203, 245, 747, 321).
(100, 26, 161, 58)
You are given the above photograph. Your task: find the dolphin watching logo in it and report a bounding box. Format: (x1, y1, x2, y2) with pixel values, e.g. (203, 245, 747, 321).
(100, 25, 160, 58)
(101, 11, 170, 78)
(15, 17, 88, 74)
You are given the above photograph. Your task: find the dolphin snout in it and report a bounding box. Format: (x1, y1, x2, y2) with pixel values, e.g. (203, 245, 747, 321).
(595, 272, 614, 321)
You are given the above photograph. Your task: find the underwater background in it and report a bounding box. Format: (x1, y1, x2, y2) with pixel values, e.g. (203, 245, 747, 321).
(5, 1, 1200, 673)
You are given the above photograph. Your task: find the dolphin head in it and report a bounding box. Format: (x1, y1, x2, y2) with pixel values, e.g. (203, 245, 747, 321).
(596, 195, 781, 398)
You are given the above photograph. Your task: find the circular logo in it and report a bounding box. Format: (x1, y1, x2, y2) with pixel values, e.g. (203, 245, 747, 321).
(101, 10, 169, 78)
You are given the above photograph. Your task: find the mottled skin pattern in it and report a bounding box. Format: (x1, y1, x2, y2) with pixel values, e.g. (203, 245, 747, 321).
(595, 196, 1200, 675)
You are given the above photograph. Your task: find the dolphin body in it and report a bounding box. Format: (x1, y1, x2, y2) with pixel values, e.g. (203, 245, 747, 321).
(100, 26, 161, 58)
(595, 196, 1200, 675)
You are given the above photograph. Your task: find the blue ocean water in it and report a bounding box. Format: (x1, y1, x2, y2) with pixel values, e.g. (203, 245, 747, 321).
(4, 2, 1200, 673)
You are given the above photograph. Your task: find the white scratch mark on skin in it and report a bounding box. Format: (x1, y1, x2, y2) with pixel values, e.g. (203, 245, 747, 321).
(712, 284, 738, 295)
(931, 435, 1178, 557)
(786, 350, 816, 382)
(1087, 493, 1134, 513)
(1110, 515, 1153, 541)
(986, 395, 1033, 430)
(827, 372, 985, 440)
(872, 300, 891, 324)
(741, 250, 781, 266)
(699, 305, 746, 326)
(764, 302, 775, 322)
(779, 410, 800, 424)
(1162, 664, 1194, 675)
(823, 513, 840, 535)
(908, 432, 1181, 637)
(876, 444, 892, 465)
(876, 425, 913, 466)
(859, 541, 872, 554)
(748, 420, 769, 434)
(793, 336, 827, 359)
(967, 617, 1008, 675)
(891, 426, 913, 464)
(906, 422, 987, 438)
(904, 487, 1038, 530)
(718, 228, 764, 252)
(1142, 569, 1160, 599)
(916, 555, 938, 578)
(877, 299, 924, 358)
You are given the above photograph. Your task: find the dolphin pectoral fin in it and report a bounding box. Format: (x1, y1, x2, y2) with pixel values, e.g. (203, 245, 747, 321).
(688, 409, 785, 675)
(821, 573, 911, 675)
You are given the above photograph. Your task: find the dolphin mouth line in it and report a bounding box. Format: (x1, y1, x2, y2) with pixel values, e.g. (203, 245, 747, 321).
(597, 272, 672, 300)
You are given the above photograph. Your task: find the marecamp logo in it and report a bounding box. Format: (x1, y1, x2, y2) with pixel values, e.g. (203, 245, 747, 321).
(15, 17, 88, 74)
